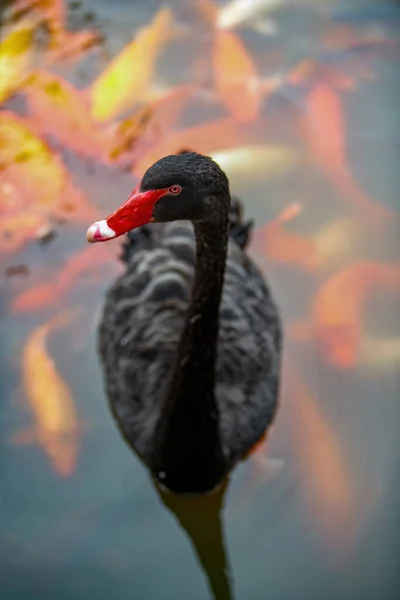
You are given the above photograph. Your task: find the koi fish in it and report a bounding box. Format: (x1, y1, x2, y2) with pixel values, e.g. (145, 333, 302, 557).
(48, 29, 103, 63)
(285, 58, 357, 90)
(359, 336, 400, 371)
(0, 112, 98, 224)
(10, 0, 65, 41)
(11, 243, 120, 313)
(312, 262, 400, 368)
(254, 202, 318, 270)
(211, 145, 298, 189)
(131, 117, 254, 177)
(110, 84, 196, 162)
(303, 82, 393, 222)
(214, 0, 281, 34)
(287, 37, 399, 91)
(25, 70, 112, 160)
(88, 7, 175, 121)
(289, 371, 356, 556)
(0, 18, 38, 104)
(10, 0, 101, 62)
(311, 218, 359, 269)
(12, 309, 83, 477)
(213, 31, 261, 122)
(216, 0, 332, 35)
(255, 207, 361, 272)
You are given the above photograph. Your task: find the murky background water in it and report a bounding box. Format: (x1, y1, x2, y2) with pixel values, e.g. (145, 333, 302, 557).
(1, 1, 399, 599)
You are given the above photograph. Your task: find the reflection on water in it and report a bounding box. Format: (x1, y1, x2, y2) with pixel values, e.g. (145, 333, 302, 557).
(157, 480, 232, 600)
(1, 0, 399, 599)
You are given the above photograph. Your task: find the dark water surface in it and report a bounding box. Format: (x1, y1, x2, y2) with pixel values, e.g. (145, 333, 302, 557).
(1, 1, 399, 599)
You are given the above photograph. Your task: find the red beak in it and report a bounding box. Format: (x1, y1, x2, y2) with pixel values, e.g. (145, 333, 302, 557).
(86, 184, 168, 243)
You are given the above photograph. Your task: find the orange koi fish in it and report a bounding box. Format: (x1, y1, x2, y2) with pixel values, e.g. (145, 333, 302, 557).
(11, 0, 101, 62)
(13, 309, 83, 477)
(312, 262, 400, 369)
(131, 116, 254, 177)
(0, 111, 98, 225)
(197, 0, 218, 24)
(303, 83, 393, 222)
(254, 202, 318, 271)
(48, 29, 103, 63)
(255, 206, 361, 273)
(213, 31, 261, 123)
(110, 84, 196, 162)
(25, 70, 112, 160)
(11, 0, 65, 39)
(11, 282, 61, 313)
(88, 7, 175, 121)
(286, 59, 356, 90)
(11, 243, 120, 313)
(289, 372, 356, 556)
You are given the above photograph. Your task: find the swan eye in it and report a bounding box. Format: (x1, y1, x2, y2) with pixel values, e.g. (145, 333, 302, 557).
(169, 185, 181, 195)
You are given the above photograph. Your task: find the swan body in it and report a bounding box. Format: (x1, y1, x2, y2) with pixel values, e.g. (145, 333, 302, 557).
(87, 152, 282, 494)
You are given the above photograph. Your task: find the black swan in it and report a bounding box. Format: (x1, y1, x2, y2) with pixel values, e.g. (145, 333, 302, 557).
(86, 151, 282, 494)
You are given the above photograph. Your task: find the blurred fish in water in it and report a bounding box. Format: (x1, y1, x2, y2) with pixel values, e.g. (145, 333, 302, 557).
(319, 30, 399, 56)
(9, 0, 102, 62)
(211, 145, 298, 188)
(256, 202, 318, 270)
(109, 106, 154, 162)
(359, 336, 400, 372)
(289, 371, 356, 556)
(197, 0, 278, 35)
(48, 29, 103, 63)
(216, 0, 332, 35)
(131, 117, 253, 177)
(11, 243, 120, 313)
(11, 282, 62, 314)
(312, 262, 400, 369)
(213, 30, 261, 122)
(11, 309, 83, 477)
(286, 58, 356, 90)
(135, 140, 297, 184)
(294, 37, 400, 89)
(0, 111, 98, 229)
(25, 70, 113, 160)
(10, 0, 65, 40)
(216, 0, 281, 34)
(256, 205, 361, 272)
(109, 84, 196, 162)
(311, 218, 359, 269)
(88, 7, 175, 121)
(0, 18, 39, 104)
(302, 82, 394, 222)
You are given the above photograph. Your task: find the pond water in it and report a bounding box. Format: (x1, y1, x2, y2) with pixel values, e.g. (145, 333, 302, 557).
(0, 1, 399, 599)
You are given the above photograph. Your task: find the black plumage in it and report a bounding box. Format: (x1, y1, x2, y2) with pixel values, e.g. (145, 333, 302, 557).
(97, 152, 282, 494)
